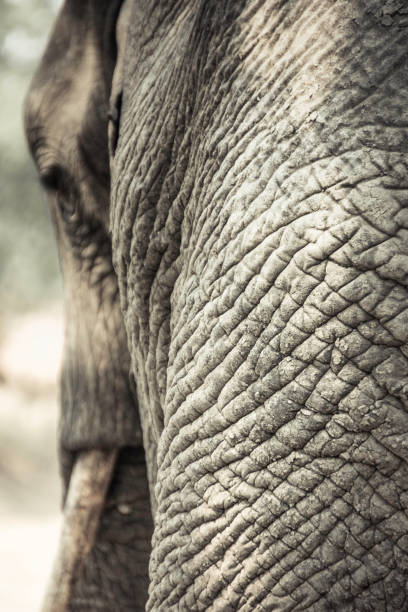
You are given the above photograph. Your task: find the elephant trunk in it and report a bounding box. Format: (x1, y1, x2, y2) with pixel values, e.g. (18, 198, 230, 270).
(41, 449, 117, 612)
(110, 1, 408, 609)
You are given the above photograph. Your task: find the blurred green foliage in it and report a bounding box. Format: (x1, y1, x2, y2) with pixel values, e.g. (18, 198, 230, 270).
(0, 0, 62, 319)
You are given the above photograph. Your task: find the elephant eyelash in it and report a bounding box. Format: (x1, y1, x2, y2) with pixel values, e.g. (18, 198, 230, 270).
(28, 132, 46, 158)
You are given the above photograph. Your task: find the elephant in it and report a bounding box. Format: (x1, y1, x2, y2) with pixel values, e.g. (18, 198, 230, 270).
(24, 0, 408, 610)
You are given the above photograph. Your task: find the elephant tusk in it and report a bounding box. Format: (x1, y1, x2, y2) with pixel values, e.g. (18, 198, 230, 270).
(41, 448, 118, 612)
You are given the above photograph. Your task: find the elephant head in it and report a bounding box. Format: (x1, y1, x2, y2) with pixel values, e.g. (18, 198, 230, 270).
(24, 1, 152, 610)
(26, 0, 408, 610)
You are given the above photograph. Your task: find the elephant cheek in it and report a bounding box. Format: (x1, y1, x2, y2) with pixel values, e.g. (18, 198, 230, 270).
(49, 253, 154, 611)
(56, 243, 142, 491)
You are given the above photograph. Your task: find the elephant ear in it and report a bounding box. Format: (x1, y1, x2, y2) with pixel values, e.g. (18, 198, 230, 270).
(108, 0, 133, 162)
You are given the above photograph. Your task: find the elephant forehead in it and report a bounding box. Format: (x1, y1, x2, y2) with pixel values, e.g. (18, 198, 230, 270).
(112, 0, 408, 251)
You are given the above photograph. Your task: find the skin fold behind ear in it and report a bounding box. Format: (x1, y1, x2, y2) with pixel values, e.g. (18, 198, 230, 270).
(108, 0, 160, 510)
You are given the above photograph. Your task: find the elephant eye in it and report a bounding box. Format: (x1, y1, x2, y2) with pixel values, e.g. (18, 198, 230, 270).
(39, 163, 63, 192)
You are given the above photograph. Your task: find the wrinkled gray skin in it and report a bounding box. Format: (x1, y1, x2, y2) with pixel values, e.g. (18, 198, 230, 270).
(25, 0, 408, 610)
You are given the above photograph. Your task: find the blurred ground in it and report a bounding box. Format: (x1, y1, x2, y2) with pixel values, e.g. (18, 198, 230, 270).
(0, 1, 64, 608)
(0, 304, 63, 611)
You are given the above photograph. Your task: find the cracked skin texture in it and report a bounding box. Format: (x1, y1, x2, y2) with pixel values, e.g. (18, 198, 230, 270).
(25, 0, 408, 610)
(111, 0, 408, 610)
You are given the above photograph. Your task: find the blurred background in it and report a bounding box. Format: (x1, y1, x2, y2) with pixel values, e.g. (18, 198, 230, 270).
(0, 0, 64, 609)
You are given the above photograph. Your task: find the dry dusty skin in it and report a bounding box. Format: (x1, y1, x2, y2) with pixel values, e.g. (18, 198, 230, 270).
(0, 305, 62, 611)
